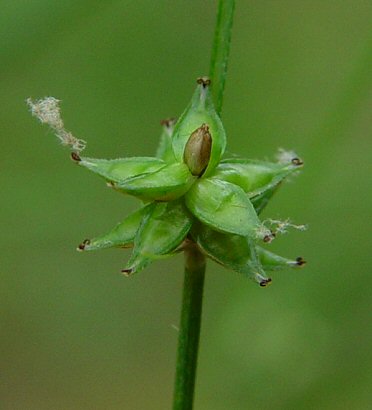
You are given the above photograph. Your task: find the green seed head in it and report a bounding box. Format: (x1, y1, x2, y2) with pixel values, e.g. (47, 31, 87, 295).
(29, 77, 306, 286)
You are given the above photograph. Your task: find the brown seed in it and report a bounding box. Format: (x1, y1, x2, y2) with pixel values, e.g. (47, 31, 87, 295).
(183, 124, 212, 176)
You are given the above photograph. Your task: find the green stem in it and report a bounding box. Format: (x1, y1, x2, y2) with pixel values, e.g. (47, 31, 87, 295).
(173, 244, 206, 410)
(209, 0, 236, 116)
(173, 1, 236, 409)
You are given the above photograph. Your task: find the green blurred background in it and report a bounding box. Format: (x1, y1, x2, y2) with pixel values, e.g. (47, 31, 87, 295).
(1, 1, 371, 409)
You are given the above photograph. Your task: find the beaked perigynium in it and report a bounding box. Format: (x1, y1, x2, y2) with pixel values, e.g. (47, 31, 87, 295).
(29, 77, 306, 286)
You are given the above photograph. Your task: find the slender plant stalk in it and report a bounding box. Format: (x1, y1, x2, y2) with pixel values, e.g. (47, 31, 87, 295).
(173, 244, 206, 410)
(173, 1, 236, 409)
(209, 0, 236, 116)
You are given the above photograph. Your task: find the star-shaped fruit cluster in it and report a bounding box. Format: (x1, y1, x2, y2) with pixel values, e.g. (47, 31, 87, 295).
(29, 77, 305, 286)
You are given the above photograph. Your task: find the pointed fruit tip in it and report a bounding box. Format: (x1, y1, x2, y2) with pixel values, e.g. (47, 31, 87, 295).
(121, 268, 133, 277)
(77, 239, 90, 251)
(160, 118, 176, 128)
(291, 157, 304, 166)
(263, 231, 276, 243)
(196, 76, 211, 87)
(296, 256, 306, 266)
(259, 278, 272, 287)
(71, 152, 81, 162)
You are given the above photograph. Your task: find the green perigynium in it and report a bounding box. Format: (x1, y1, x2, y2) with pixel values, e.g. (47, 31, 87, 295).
(28, 77, 305, 286)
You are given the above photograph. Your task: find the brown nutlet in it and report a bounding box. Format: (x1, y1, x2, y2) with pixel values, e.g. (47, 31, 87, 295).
(183, 124, 212, 177)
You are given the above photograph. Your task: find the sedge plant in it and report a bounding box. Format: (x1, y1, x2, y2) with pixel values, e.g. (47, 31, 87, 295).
(27, 1, 306, 408)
